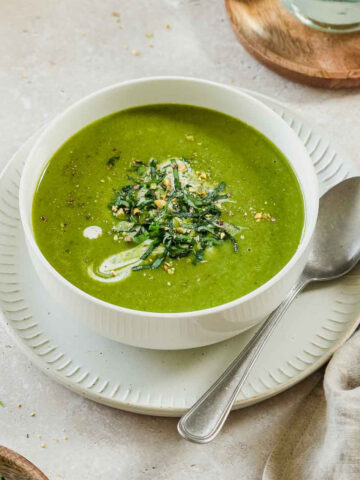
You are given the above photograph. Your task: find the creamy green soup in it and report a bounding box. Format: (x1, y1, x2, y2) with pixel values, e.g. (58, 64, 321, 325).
(32, 104, 304, 313)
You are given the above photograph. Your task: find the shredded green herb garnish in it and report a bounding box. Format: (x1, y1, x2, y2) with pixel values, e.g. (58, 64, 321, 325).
(107, 155, 120, 169)
(109, 157, 240, 271)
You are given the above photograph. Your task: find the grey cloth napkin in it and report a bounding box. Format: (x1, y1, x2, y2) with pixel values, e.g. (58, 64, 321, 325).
(263, 330, 360, 480)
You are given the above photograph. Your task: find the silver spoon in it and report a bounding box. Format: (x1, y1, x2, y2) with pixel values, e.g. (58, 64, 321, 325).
(178, 176, 360, 444)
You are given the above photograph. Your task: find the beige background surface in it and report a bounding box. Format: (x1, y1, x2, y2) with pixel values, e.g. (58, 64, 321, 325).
(0, 1, 359, 479)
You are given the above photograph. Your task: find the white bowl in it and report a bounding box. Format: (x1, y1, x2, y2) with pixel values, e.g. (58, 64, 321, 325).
(19, 77, 319, 350)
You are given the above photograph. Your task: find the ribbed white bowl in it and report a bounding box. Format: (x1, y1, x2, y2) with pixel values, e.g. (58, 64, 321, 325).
(19, 77, 319, 349)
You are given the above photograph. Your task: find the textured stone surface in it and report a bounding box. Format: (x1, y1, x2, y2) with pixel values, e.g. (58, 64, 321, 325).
(0, 1, 359, 479)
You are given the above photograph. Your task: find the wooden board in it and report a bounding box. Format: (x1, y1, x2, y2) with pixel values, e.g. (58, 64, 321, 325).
(225, 0, 360, 88)
(0, 446, 49, 480)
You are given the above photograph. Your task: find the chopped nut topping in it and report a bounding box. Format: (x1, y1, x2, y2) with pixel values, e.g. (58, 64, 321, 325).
(162, 178, 170, 188)
(254, 212, 273, 221)
(154, 199, 166, 209)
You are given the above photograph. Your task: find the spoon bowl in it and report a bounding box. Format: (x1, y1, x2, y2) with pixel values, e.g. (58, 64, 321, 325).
(304, 177, 360, 281)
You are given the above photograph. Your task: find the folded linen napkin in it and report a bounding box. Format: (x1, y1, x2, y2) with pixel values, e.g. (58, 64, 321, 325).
(263, 330, 360, 480)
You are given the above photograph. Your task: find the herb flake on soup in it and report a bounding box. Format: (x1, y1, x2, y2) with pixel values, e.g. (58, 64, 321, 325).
(32, 104, 304, 313)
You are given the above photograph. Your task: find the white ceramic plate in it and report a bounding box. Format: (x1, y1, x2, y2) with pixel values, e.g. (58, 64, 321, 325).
(1, 89, 359, 416)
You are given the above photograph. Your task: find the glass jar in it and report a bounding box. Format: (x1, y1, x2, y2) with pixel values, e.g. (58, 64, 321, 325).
(280, 0, 360, 33)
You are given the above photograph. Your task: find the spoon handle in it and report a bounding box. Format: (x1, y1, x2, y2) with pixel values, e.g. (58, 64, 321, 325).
(177, 273, 310, 444)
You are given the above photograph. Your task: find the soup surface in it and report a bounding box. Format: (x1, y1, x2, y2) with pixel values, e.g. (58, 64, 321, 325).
(32, 104, 304, 313)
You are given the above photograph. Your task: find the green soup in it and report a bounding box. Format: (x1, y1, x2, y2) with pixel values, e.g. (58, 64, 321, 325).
(32, 104, 304, 313)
